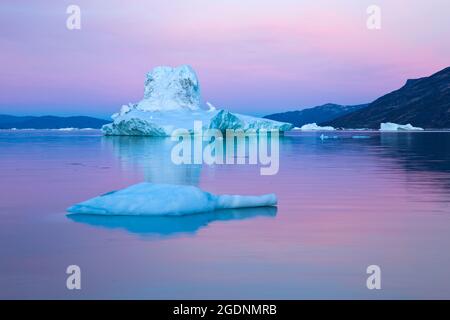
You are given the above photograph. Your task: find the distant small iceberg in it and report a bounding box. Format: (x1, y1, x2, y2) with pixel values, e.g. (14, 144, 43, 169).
(300, 123, 335, 131)
(3, 127, 97, 131)
(53, 128, 77, 131)
(67, 183, 277, 216)
(380, 122, 424, 131)
(319, 134, 338, 140)
(56, 128, 97, 131)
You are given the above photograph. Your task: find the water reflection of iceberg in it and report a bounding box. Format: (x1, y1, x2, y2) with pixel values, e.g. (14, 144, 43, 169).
(103, 134, 280, 184)
(67, 206, 277, 238)
(102, 136, 202, 185)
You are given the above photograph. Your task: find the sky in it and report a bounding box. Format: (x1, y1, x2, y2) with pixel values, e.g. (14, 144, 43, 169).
(0, 0, 449, 118)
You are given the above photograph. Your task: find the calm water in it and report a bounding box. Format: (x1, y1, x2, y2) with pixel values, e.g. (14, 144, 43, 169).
(1, 129, 450, 299)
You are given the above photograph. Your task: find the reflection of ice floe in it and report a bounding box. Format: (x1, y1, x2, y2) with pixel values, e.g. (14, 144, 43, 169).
(67, 206, 277, 238)
(67, 182, 277, 216)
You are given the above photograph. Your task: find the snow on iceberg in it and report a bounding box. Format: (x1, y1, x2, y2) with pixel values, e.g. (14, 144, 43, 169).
(102, 65, 293, 136)
(67, 183, 277, 216)
(300, 123, 335, 131)
(380, 122, 424, 131)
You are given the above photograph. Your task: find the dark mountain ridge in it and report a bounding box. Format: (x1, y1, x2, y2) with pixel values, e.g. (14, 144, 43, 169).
(324, 67, 450, 129)
(0, 115, 110, 129)
(264, 103, 368, 127)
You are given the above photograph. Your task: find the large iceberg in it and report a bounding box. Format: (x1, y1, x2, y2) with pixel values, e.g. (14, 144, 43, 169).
(299, 123, 335, 131)
(380, 122, 424, 131)
(102, 65, 293, 136)
(67, 183, 277, 216)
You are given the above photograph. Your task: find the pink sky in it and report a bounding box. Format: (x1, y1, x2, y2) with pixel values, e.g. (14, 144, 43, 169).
(0, 0, 449, 118)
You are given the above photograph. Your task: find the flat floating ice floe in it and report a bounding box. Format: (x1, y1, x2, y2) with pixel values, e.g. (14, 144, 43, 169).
(67, 183, 277, 216)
